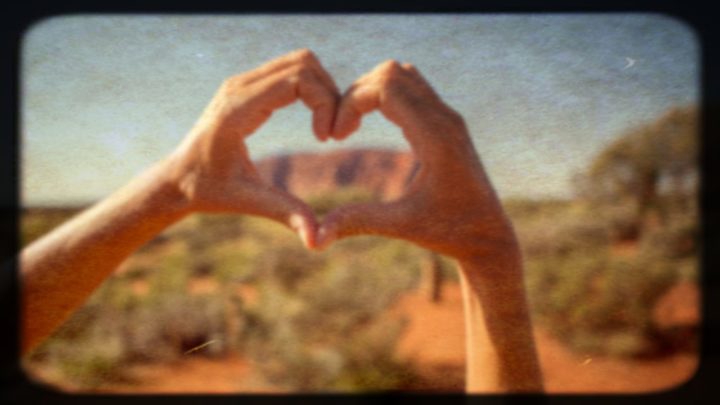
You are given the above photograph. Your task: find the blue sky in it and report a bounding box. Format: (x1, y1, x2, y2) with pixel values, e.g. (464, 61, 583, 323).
(21, 14, 699, 205)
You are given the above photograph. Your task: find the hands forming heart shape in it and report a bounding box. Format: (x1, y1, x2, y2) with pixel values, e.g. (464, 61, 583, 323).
(165, 49, 517, 263)
(22, 51, 543, 391)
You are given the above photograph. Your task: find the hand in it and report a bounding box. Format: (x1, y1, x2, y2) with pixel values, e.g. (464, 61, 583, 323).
(163, 49, 340, 248)
(317, 60, 518, 263)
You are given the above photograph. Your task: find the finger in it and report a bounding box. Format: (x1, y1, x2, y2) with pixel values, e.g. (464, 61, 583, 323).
(241, 49, 339, 140)
(242, 64, 338, 141)
(335, 61, 468, 169)
(236, 183, 319, 249)
(238, 49, 321, 86)
(263, 49, 341, 106)
(331, 75, 430, 160)
(296, 68, 339, 141)
(306, 67, 340, 141)
(331, 60, 418, 141)
(331, 82, 380, 140)
(401, 62, 417, 73)
(316, 201, 409, 250)
(400, 63, 436, 93)
(303, 51, 340, 97)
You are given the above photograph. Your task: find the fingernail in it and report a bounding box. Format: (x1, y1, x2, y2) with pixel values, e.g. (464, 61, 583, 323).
(316, 226, 336, 250)
(299, 227, 311, 249)
(289, 213, 311, 248)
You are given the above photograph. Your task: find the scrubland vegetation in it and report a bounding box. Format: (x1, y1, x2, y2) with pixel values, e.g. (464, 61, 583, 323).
(511, 196, 697, 357)
(22, 206, 427, 391)
(21, 105, 699, 391)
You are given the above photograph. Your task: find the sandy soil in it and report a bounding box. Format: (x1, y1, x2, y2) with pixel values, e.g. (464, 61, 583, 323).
(91, 355, 281, 394)
(72, 281, 698, 395)
(391, 282, 698, 394)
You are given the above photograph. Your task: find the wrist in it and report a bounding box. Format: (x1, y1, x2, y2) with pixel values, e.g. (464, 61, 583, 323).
(140, 157, 195, 220)
(455, 229, 528, 315)
(456, 226, 523, 276)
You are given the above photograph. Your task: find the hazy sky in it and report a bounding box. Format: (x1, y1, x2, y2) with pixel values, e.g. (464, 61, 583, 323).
(21, 14, 699, 205)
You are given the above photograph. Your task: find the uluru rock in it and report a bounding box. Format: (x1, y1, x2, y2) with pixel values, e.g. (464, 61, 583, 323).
(254, 148, 419, 201)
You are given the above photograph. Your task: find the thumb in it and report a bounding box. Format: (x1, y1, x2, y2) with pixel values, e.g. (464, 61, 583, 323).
(316, 201, 409, 250)
(238, 183, 319, 249)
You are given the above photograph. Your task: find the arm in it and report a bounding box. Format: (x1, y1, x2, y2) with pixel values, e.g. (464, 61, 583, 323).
(20, 49, 339, 355)
(20, 161, 188, 354)
(317, 61, 544, 392)
(458, 255, 543, 393)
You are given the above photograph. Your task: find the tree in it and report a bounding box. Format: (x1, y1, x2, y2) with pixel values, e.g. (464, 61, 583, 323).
(577, 105, 698, 239)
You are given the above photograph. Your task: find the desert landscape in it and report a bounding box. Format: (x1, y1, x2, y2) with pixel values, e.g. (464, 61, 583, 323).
(24, 274, 698, 394)
(21, 107, 699, 394)
(16, 13, 702, 397)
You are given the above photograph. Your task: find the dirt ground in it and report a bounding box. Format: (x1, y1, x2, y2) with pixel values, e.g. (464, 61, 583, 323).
(66, 281, 698, 395)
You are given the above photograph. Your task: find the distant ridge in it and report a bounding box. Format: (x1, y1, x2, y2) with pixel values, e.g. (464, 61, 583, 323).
(23, 148, 421, 210)
(254, 148, 420, 200)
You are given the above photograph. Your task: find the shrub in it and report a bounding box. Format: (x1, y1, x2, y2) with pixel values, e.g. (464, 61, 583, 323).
(517, 216, 609, 259)
(24, 296, 127, 389)
(242, 232, 422, 391)
(25, 243, 242, 387)
(526, 245, 683, 357)
(603, 202, 642, 242)
(20, 208, 80, 248)
(639, 217, 697, 259)
(306, 187, 376, 217)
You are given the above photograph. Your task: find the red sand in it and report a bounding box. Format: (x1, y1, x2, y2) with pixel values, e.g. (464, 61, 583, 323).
(69, 282, 698, 394)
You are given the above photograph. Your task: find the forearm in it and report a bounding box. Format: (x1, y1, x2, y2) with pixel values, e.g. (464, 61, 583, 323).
(457, 245, 544, 393)
(20, 158, 189, 354)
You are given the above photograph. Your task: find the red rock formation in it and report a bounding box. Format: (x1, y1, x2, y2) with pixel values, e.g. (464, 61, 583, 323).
(254, 148, 419, 201)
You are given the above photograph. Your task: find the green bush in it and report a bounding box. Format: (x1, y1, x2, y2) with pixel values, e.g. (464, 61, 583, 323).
(24, 297, 126, 388)
(512, 193, 699, 358)
(242, 232, 422, 391)
(25, 240, 242, 387)
(517, 217, 609, 258)
(526, 244, 683, 357)
(306, 187, 376, 217)
(639, 217, 697, 259)
(24, 193, 424, 391)
(603, 203, 642, 242)
(22, 191, 700, 392)
(20, 208, 80, 248)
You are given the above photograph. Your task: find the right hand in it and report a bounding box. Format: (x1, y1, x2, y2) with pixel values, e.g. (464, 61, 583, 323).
(318, 60, 519, 264)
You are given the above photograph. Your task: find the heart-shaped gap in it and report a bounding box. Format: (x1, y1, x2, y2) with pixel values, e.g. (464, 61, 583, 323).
(246, 103, 420, 221)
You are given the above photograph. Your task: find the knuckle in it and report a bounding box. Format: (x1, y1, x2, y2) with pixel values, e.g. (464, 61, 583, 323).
(373, 61, 404, 87)
(378, 59, 402, 75)
(220, 75, 243, 93)
(222, 75, 239, 88)
(428, 105, 466, 135)
(284, 64, 310, 84)
(383, 59, 401, 68)
(288, 63, 307, 77)
(297, 68, 322, 91)
(443, 105, 461, 120)
(447, 107, 467, 129)
(292, 48, 316, 64)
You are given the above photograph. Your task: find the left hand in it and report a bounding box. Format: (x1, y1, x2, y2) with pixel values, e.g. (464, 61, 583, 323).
(162, 49, 340, 248)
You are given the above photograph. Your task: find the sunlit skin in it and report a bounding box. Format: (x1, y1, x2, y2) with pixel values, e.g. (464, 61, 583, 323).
(20, 49, 337, 353)
(20, 50, 543, 393)
(318, 60, 544, 392)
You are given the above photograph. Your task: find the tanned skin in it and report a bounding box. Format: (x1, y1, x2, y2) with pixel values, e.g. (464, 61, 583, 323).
(20, 50, 543, 393)
(317, 60, 543, 392)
